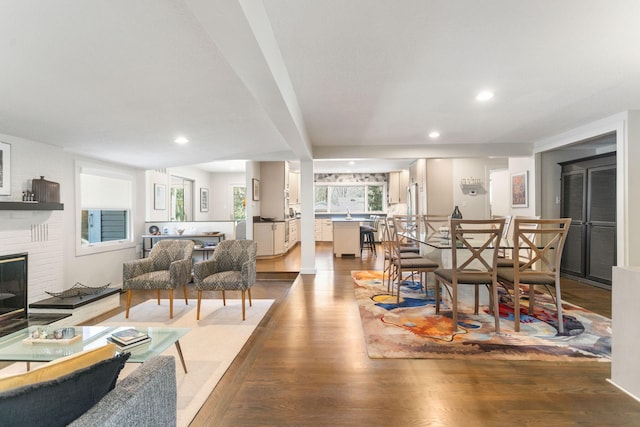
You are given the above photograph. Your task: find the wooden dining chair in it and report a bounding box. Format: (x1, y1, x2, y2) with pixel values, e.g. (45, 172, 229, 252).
(421, 214, 451, 245)
(390, 215, 421, 254)
(380, 217, 418, 292)
(491, 214, 512, 259)
(390, 217, 439, 303)
(496, 218, 571, 333)
(434, 218, 505, 334)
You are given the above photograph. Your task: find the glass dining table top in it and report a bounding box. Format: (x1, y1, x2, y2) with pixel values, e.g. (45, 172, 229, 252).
(402, 232, 518, 250)
(0, 325, 190, 363)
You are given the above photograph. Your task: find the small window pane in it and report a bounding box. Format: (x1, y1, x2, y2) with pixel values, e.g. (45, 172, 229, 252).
(233, 186, 246, 220)
(315, 186, 328, 212)
(330, 186, 365, 212)
(81, 210, 129, 244)
(368, 185, 383, 211)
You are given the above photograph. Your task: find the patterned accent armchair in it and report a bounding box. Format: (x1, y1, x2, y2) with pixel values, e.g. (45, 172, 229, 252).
(123, 239, 194, 319)
(193, 239, 257, 321)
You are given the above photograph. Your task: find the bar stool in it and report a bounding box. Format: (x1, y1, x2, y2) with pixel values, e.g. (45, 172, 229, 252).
(360, 215, 379, 256)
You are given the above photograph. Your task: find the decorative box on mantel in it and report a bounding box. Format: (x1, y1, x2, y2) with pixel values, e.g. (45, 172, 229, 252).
(32, 176, 60, 203)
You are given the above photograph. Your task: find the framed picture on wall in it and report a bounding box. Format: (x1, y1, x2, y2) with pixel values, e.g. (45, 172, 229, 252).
(0, 141, 11, 196)
(252, 178, 260, 201)
(200, 188, 209, 212)
(154, 183, 166, 210)
(511, 171, 528, 207)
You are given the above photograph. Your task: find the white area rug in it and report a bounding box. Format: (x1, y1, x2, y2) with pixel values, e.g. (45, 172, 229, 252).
(0, 298, 274, 427)
(104, 298, 274, 427)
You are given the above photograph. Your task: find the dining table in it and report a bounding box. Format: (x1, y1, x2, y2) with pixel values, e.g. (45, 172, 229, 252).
(400, 230, 523, 308)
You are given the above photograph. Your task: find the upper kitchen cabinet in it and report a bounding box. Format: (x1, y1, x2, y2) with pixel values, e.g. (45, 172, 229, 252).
(288, 171, 300, 205)
(260, 161, 290, 219)
(388, 170, 409, 204)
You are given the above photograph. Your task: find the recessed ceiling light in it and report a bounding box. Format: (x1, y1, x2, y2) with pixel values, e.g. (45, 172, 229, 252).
(349, 161, 355, 165)
(428, 131, 440, 139)
(174, 136, 189, 144)
(476, 90, 494, 102)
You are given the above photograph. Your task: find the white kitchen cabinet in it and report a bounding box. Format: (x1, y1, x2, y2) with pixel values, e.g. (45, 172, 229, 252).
(254, 222, 286, 256)
(388, 170, 409, 204)
(314, 218, 333, 241)
(260, 161, 290, 220)
(288, 172, 300, 205)
(288, 219, 299, 246)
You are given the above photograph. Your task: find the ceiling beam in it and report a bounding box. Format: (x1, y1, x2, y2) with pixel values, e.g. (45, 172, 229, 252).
(185, 0, 313, 161)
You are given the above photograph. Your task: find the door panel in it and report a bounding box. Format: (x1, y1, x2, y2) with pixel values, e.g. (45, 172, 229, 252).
(587, 225, 615, 284)
(561, 171, 586, 277)
(562, 224, 585, 276)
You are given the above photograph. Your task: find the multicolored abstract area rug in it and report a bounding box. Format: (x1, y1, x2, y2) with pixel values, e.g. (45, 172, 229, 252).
(352, 271, 611, 361)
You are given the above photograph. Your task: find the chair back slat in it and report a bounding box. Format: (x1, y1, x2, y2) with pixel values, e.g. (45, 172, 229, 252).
(422, 215, 450, 244)
(450, 218, 505, 281)
(512, 218, 571, 282)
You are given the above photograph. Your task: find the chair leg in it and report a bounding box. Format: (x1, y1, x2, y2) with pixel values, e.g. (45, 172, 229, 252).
(491, 282, 500, 334)
(183, 284, 188, 305)
(452, 283, 459, 334)
(169, 289, 174, 319)
(125, 290, 132, 318)
(248, 288, 252, 307)
(435, 279, 441, 314)
(221, 290, 226, 306)
(157, 290, 161, 305)
(396, 268, 403, 304)
(196, 290, 202, 320)
(474, 286, 480, 315)
(513, 282, 521, 332)
(241, 290, 246, 321)
(555, 284, 564, 334)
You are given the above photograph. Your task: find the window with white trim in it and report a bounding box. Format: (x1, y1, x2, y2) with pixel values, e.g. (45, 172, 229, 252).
(76, 163, 135, 255)
(314, 184, 385, 213)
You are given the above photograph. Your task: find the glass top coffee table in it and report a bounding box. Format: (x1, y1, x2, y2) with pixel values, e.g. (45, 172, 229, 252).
(0, 325, 190, 373)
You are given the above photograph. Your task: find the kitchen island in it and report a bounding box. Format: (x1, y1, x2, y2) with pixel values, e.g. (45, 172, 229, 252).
(332, 218, 362, 257)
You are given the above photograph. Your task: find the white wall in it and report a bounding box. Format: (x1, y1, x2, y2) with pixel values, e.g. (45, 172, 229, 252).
(425, 159, 453, 215)
(209, 172, 246, 220)
(507, 157, 536, 217)
(0, 133, 143, 303)
(489, 169, 510, 217)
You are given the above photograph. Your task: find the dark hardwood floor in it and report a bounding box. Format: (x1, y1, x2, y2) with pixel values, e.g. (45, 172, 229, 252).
(90, 242, 637, 426)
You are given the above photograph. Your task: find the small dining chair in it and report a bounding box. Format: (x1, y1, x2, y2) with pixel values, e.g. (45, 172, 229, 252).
(496, 218, 571, 333)
(434, 218, 505, 334)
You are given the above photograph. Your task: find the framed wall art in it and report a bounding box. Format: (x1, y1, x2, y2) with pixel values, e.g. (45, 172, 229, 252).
(0, 141, 11, 196)
(511, 171, 528, 208)
(200, 188, 209, 212)
(154, 183, 166, 210)
(252, 179, 260, 201)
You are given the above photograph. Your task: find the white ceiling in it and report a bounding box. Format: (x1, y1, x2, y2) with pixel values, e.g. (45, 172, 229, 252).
(1, 1, 639, 173)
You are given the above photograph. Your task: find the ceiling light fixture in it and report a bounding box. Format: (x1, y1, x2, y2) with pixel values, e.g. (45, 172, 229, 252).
(476, 90, 494, 102)
(174, 136, 189, 144)
(349, 161, 355, 165)
(428, 131, 440, 139)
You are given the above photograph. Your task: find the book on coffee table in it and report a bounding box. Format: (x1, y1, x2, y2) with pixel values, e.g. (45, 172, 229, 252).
(110, 328, 149, 346)
(107, 336, 151, 351)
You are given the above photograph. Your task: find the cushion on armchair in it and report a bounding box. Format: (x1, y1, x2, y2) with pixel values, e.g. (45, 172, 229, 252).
(0, 344, 130, 427)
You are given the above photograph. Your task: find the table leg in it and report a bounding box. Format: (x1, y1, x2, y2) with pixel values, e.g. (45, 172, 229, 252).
(174, 340, 188, 374)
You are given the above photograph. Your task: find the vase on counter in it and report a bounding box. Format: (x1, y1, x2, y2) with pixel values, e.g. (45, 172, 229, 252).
(451, 205, 463, 219)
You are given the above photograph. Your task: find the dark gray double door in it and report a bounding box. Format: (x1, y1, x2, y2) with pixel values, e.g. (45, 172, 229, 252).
(560, 154, 616, 287)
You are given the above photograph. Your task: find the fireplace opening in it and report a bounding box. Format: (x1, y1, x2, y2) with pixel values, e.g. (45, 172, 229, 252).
(0, 253, 28, 322)
(0, 253, 70, 337)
